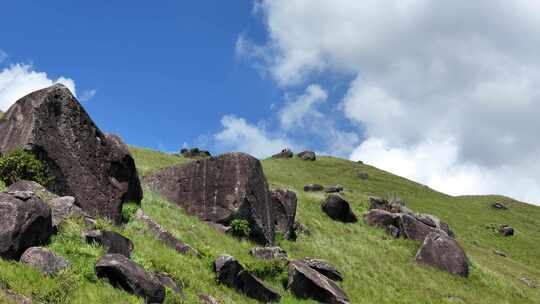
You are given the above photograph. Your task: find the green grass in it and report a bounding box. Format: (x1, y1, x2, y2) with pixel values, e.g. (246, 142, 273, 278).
(1, 147, 540, 303)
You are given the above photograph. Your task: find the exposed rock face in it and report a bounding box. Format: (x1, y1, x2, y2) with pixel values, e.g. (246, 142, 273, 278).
(250, 247, 288, 261)
(297, 151, 316, 161)
(499, 225, 514, 236)
(415, 231, 469, 277)
(7, 181, 88, 228)
(84, 230, 134, 258)
(288, 260, 349, 304)
(213, 254, 280, 302)
(304, 184, 324, 192)
(321, 195, 358, 223)
(144, 152, 275, 245)
(491, 202, 508, 210)
(95, 254, 165, 303)
(135, 210, 200, 257)
(20, 247, 70, 276)
(270, 189, 297, 240)
(0, 191, 53, 260)
(357, 172, 369, 180)
(271, 148, 293, 159)
(0, 84, 142, 223)
(180, 148, 211, 158)
(325, 186, 344, 193)
(301, 258, 343, 282)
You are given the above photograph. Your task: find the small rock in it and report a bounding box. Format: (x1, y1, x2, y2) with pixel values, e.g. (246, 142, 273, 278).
(386, 225, 401, 238)
(250, 247, 288, 261)
(49, 196, 86, 227)
(447, 296, 465, 303)
(491, 202, 508, 210)
(287, 260, 349, 304)
(357, 172, 369, 180)
(198, 294, 220, 304)
(214, 255, 244, 287)
(270, 189, 297, 240)
(368, 196, 389, 210)
(301, 258, 343, 281)
(154, 272, 182, 295)
(271, 148, 293, 159)
(20, 247, 70, 276)
(297, 151, 316, 161)
(493, 250, 507, 257)
(415, 231, 469, 277)
(304, 184, 324, 192)
(321, 194, 358, 223)
(499, 224, 514, 236)
(84, 230, 134, 258)
(95, 254, 165, 303)
(520, 277, 536, 288)
(325, 186, 344, 193)
(293, 222, 311, 236)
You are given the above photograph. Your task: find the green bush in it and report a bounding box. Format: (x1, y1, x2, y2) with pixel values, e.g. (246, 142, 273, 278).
(122, 202, 140, 223)
(246, 259, 287, 280)
(0, 149, 51, 186)
(230, 219, 251, 238)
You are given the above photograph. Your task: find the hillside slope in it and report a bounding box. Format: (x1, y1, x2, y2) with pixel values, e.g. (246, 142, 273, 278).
(1, 146, 539, 303)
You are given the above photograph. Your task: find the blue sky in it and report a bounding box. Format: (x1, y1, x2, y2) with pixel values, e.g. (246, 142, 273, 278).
(2, 1, 540, 204)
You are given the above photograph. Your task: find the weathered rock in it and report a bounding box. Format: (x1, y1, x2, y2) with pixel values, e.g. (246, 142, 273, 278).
(96, 254, 165, 303)
(0, 84, 143, 223)
(364, 209, 398, 228)
(368, 196, 389, 210)
(135, 210, 200, 257)
(304, 184, 324, 192)
(84, 230, 134, 257)
(181, 148, 211, 158)
(301, 258, 343, 282)
(213, 255, 280, 302)
(491, 202, 508, 210)
(415, 231, 469, 277)
(144, 152, 275, 245)
(357, 172, 369, 180)
(415, 213, 455, 238)
(7, 180, 57, 202)
(297, 151, 316, 161)
(198, 294, 220, 304)
(0, 191, 53, 260)
(321, 195, 357, 223)
(271, 148, 293, 159)
(270, 189, 297, 240)
(499, 225, 514, 236)
(288, 260, 349, 304)
(20, 247, 69, 276)
(400, 214, 441, 241)
(325, 186, 344, 193)
(250, 247, 288, 261)
(294, 222, 311, 236)
(154, 272, 182, 295)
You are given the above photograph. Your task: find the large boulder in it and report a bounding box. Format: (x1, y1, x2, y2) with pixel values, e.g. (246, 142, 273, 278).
(321, 195, 358, 223)
(84, 230, 134, 257)
(270, 189, 297, 240)
(144, 152, 275, 245)
(0, 84, 143, 223)
(364, 209, 398, 228)
(400, 214, 454, 241)
(288, 260, 349, 304)
(213, 255, 280, 302)
(20, 247, 70, 276)
(415, 231, 469, 277)
(95, 254, 165, 303)
(301, 258, 343, 282)
(0, 191, 53, 260)
(297, 151, 316, 161)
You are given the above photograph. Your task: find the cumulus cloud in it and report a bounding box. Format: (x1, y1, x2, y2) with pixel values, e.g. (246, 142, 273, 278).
(79, 89, 97, 102)
(279, 84, 327, 130)
(241, 0, 540, 203)
(0, 64, 76, 111)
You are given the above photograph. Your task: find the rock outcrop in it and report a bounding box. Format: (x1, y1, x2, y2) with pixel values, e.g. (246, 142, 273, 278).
(301, 258, 343, 282)
(321, 195, 358, 223)
(180, 148, 211, 158)
(297, 151, 316, 161)
(270, 189, 297, 240)
(491, 202, 508, 210)
(271, 148, 293, 159)
(84, 230, 134, 258)
(0, 84, 142, 223)
(250, 247, 288, 261)
(304, 184, 324, 192)
(95, 254, 165, 303)
(144, 152, 275, 245)
(287, 260, 349, 304)
(20, 247, 70, 276)
(499, 224, 514, 236)
(0, 191, 53, 260)
(213, 255, 280, 302)
(415, 231, 469, 277)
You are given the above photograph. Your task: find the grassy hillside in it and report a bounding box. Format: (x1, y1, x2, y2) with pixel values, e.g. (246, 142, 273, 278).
(1, 147, 539, 303)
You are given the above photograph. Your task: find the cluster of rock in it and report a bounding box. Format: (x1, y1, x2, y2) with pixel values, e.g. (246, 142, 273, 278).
(304, 184, 344, 193)
(144, 153, 301, 245)
(271, 149, 317, 161)
(364, 197, 469, 277)
(180, 147, 211, 158)
(215, 252, 349, 304)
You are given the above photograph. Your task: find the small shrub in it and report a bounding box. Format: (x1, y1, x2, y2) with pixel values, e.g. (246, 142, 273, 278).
(0, 149, 51, 186)
(122, 202, 140, 223)
(246, 259, 287, 280)
(230, 219, 251, 238)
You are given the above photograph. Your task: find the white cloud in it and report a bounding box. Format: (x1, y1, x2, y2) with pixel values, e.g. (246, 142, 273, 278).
(242, 0, 540, 203)
(79, 89, 97, 102)
(214, 115, 293, 159)
(0, 64, 76, 111)
(279, 84, 327, 129)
